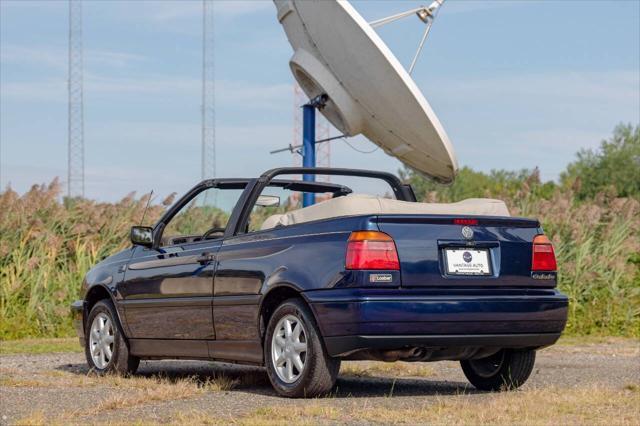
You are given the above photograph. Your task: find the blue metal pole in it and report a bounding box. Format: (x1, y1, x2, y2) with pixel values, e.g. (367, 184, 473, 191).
(302, 103, 316, 207)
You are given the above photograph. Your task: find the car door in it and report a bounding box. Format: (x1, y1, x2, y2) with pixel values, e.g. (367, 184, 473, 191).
(209, 184, 308, 363)
(120, 240, 220, 340)
(119, 184, 246, 347)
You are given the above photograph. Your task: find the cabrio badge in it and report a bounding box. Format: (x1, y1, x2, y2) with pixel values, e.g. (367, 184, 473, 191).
(461, 226, 474, 240)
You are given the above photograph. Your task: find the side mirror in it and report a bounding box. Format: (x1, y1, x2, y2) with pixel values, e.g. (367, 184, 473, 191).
(130, 226, 154, 247)
(256, 195, 281, 207)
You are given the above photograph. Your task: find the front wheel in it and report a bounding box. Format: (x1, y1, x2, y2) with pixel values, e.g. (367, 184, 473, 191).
(460, 349, 536, 391)
(85, 299, 139, 375)
(264, 298, 340, 398)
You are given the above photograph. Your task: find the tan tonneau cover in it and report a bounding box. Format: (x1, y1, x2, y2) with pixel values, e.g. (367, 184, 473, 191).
(261, 195, 510, 230)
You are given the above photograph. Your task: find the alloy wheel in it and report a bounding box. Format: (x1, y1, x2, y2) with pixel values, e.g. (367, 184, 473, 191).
(271, 314, 308, 383)
(89, 312, 115, 369)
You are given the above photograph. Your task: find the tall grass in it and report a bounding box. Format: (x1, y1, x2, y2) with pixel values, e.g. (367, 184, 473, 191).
(0, 180, 169, 338)
(514, 191, 639, 336)
(1, 179, 638, 339)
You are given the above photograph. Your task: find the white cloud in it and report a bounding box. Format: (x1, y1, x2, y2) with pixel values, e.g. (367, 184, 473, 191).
(426, 70, 639, 106)
(0, 80, 66, 103)
(0, 1, 61, 12)
(147, 0, 272, 23)
(2, 70, 291, 112)
(1, 44, 147, 71)
(414, 69, 639, 180)
(441, 0, 536, 15)
(87, 50, 147, 69)
(0, 44, 66, 70)
(352, 0, 529, 20)
(85, 74, 199, 96)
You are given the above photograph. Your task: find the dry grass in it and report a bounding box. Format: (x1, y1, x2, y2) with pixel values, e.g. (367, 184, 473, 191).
(202, 384, 639, 426)
(16, 384, 639, 426)
(7, 360, 639, 425)
(552, 337, 640, 357)
(0, 376, 48, 388)
(0, 367, 238, 393)
(0, 180, 170, 339)
(14, 411, 47, 426)
(96, 376, 205, 411)
(9, 372, 239, 424)
(0, 337, 81, 355)
(340, 361, 434, 378)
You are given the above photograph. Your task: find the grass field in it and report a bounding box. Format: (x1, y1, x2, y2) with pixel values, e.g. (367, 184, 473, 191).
(1, 177, 638, 340)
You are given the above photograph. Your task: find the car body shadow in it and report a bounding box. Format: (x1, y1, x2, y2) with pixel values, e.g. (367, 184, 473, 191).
(56, 359, 479, 398)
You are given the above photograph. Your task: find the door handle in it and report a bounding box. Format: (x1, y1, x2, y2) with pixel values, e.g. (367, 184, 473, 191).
(196, 252, 216, 265)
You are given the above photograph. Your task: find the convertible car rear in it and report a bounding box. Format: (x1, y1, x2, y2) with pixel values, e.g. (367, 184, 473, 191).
(72, 167, 567, 397)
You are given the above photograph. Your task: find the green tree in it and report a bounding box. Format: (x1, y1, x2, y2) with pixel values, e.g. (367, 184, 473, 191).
(401, 166, 555, 203)
(561, 124, 640, 200)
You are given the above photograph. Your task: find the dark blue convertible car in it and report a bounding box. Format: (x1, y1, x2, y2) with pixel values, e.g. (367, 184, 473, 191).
(71, 167, 568, 397)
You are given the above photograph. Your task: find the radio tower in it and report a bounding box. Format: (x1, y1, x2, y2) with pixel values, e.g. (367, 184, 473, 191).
(201, 0, 216, 180)
(68, 0, 84, 197)
(292, 83, 330, 179)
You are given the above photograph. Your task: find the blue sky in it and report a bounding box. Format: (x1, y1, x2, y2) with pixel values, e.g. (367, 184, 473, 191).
(1, 0, 639, 201)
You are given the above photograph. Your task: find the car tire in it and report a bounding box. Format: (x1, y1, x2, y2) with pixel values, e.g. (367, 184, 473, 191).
(264, 298, 340, 398)
(85, 299, 139, 375)
(460, 349, 536, 391)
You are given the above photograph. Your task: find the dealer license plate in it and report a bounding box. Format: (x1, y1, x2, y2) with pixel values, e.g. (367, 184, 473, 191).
(444, 248, 491, 276)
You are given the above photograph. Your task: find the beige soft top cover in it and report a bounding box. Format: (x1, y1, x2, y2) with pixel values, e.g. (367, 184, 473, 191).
(260, 194, 510, 230)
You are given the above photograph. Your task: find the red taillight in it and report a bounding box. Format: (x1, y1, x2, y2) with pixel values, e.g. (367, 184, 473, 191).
(346, 231, 400, 270)
(453, 218, 478, 225)
(532, 234, 557, 271)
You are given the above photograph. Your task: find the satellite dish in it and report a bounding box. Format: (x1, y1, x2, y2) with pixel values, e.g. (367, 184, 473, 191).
(274, 0, 458, 183)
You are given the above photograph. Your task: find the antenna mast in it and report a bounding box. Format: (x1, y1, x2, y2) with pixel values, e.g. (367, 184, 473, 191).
(201, 0, 216, 180)
(68, 0, 84, 197)
(292, 83, 331, 175)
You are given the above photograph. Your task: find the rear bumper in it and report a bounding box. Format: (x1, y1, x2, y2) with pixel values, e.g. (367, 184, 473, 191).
(70, 300, 85, 346)
(324, 333, 562, 357)
(305, 288, 568, 357)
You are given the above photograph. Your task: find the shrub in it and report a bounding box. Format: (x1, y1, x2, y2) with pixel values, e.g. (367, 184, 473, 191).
(561, 123, 640, 200)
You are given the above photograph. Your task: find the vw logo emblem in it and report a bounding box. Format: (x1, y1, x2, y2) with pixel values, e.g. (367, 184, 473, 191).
(461, 226, 474, 240)
(463, 251, 473, 263)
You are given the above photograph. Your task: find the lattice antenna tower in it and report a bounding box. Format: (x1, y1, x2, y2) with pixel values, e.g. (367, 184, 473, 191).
(292, 83, 330, 180)
(68, 0, 84, 197)
(201, 0, 216, 180)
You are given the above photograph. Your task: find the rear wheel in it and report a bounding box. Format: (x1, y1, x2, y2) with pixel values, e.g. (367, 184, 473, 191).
(460, 349, 535, 391)
(264, 298, 340, 398)
(85, 299, 139, 375)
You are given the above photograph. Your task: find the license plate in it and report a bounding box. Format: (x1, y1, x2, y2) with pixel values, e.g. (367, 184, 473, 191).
(444, 248, 491, 276)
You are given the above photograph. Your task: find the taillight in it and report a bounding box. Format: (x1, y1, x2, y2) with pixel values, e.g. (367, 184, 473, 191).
(453, 218, 478, 225)
(532, 234, 557, 271)
(346, 231, 400, 270)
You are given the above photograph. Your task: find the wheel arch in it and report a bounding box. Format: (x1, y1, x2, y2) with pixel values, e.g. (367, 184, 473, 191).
(84, 285, 128, 337)
(258, 283, 316, 342)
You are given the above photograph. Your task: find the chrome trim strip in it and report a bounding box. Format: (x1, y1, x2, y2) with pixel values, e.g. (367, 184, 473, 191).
(128, 255, 203, 270)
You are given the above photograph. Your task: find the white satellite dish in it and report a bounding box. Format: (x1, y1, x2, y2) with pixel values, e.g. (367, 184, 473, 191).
(273, 0, 458, 183)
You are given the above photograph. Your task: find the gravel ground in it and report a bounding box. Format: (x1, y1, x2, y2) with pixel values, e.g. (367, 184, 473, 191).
(0, 339, 638, 424)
